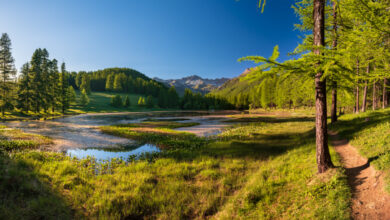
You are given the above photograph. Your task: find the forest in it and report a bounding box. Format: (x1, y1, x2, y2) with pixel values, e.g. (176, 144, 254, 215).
(0, 0, 390, 219)
(0, 39, 233, 115)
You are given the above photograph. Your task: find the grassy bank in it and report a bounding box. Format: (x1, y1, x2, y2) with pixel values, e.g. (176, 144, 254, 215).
(330, 108, 390, 192)
(0, 92, 173, 121)
(0, 115, 350, 219)
(69, 91, 165, 114)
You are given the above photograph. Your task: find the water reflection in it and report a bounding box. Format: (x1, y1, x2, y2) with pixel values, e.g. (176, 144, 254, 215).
(66, 144, 160, 161)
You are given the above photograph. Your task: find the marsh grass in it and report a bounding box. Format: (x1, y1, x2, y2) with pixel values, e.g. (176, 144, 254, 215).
(0, 116, 350, 219)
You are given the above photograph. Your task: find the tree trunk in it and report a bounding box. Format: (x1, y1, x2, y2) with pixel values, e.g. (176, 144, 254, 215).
(331, 83, 337, 123)
(383, 78, 388, 109)
(330, 0, 338, 123)
(355, 59, 359, 113)
(373, 80, 376, 110)
(313, 0, 333, 173)
(362, 80, 368, 112)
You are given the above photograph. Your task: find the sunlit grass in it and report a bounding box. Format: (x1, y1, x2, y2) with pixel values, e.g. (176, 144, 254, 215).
(330, 108, 390, 192)
(0, 116, 351, 219)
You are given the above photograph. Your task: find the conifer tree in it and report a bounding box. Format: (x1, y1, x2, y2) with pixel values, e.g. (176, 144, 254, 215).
(113, 74, 123, 92)
(29, 49, 44, 113)
(124, 95, 130, 107)
(17, 63, 31, 112)
(110, 95, 123, 107)
(80, 74, 91, 94)
(168, 86, 179, 108)
(59, 62, 70, 113)
(0, 33, 16, 116)
(40, 49, 50, 113)
(138, 96, 146, 106)
(146, 95, 154, 108)
(105, 74, 114, 91)
(68, 86, 76, 104)
(48, 59, 60, 112)
(79, 89, 89, 106)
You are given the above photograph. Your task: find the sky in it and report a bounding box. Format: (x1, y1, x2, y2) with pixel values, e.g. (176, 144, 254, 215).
(0, 0, 301, 79)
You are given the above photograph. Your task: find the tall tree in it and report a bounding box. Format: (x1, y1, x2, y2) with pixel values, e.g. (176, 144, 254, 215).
(17, 63, 31, 112)
(48, 59, 60, 112)
(29, 49, 44, 113)
(113, 74, 123, 92)
(59, 62, 70, 113)
(105, 74, 114, 91)
(330, 0, 338, 123)
(313, 0, 333, 172)
(0, 33, 16, 116)
(80, 74, 91, 94)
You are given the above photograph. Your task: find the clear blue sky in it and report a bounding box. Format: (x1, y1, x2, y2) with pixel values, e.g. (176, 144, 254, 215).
(0, 0, 301, 79)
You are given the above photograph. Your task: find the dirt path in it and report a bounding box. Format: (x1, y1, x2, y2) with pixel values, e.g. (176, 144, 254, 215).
(330, 133, 390, 220)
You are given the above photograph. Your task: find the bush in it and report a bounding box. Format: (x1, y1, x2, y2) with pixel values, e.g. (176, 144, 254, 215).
(146, 96, 154, 108)
(124, 96, 130, 107)
(79, 89, 89, 106)
(138, 97, 146, 107)
(110, 95, 123, 108)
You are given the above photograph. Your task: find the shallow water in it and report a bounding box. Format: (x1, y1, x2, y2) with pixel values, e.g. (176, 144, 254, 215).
(66, 144, 160, 161)
(2, 111, 235, 160)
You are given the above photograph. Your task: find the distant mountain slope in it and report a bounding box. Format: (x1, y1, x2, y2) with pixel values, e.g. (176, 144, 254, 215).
(154, 75, 229, 95)
(210, 68, 259, 97)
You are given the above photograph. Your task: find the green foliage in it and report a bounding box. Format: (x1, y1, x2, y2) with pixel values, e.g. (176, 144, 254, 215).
(110, 94, 123, 108)
(0, 33, 16, 117)
(124, 95, 130, 107)
(79, 74, 91, 94)
(0, 115, 351, 219)
(105, 74, 114, 91)
(79, 89, 89, 106)
(146, 95, 154, 108)
(68, 86, 76, 104)
(137, 96, 145, 106)
(330, 109, 390, 191)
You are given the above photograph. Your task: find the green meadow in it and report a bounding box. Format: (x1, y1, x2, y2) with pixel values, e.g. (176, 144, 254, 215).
(0, 114, 351, 219)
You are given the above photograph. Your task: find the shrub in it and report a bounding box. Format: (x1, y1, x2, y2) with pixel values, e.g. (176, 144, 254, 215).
(138, 97, 146, 106)
(111, 95, 123, 108)
(146, 96, 154, 108)
(79, 89, 90, 106)
(124, 96, 130, 107)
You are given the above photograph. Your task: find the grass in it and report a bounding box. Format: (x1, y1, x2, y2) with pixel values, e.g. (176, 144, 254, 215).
(0, 91, 175, 120)
(0, 115, 351, 219)
(101, 121, 206, 150)
(330, 108, 390, 192)
(68, 91, 167, 113)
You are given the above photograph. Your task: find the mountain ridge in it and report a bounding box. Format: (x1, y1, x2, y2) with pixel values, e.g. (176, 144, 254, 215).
(154, 75, 230, 95)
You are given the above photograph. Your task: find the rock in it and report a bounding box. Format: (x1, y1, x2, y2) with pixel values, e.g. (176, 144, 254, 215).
(366, 202, 375, 209)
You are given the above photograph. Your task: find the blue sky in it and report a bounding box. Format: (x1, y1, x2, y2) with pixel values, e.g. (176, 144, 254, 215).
(0, 0, 301, 79)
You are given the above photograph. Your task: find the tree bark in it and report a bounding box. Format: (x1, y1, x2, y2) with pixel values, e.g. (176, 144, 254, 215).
(383, 78, 388, 109)
(313, 0, 333, 173)
(373, 80, 376, 110)
(361, 64, 369, 112)
(331, 82, 337, 123)
(330, 0, 338, 123)
(362, 80, 368, 112)
(355, 59, 359, 113)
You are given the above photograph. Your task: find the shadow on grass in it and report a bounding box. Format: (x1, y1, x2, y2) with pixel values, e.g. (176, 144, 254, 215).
(161, 127, 316, 162)
(225, 116, 315, 123)
(330, 110, 390, 140)
(0, 152, 74, 219)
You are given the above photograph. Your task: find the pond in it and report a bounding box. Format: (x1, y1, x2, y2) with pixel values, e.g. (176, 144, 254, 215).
(2, 111, 237, 160)
(66, 144, 160, 161)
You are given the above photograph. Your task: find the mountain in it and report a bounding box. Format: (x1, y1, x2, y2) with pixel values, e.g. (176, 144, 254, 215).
(210, 68, 259, 97)
(154, 75, 230, 95)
